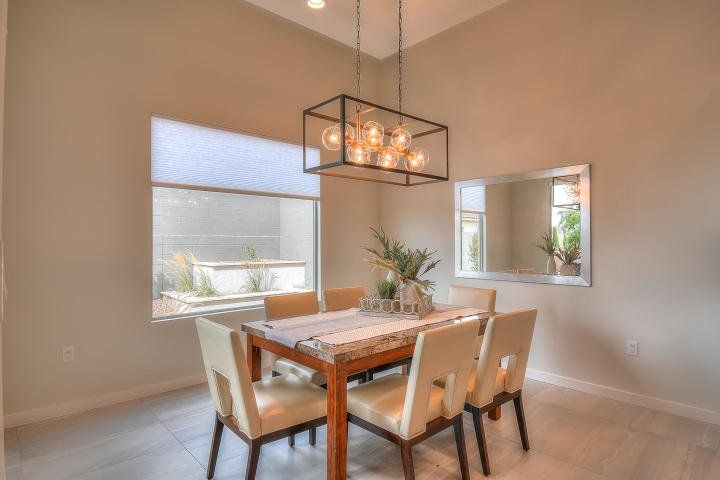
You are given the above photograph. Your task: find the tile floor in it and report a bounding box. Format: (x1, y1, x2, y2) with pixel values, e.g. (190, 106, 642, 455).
(4, 377, 720, 479)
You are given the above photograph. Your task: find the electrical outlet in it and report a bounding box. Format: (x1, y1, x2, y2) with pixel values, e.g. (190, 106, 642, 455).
(62, 345, 75, 363)
(626, 340, 638, 356)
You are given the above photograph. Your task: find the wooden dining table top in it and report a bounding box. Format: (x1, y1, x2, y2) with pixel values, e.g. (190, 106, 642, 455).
(240, 310, 492, 364)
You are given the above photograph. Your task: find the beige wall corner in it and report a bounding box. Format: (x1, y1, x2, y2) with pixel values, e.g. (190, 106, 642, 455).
(0, 0, 8, 474)
(378, 0, 720, 419)
(2, 0, 381, 425)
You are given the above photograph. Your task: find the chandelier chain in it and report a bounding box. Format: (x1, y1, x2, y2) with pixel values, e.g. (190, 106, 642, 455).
(355, 0, 361, 112)
(398, 0, 403, 123)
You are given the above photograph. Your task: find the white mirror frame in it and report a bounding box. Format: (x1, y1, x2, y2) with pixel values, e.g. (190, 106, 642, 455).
(454, 164, 591, 286)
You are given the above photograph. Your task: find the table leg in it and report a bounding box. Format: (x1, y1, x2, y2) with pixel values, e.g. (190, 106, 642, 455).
(326, 364, 348, 480)
(246, 334, 262, 382)
(488, 406, 502, 421)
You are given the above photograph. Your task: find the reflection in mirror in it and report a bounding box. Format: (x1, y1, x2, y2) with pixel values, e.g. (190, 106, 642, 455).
(455, 164, 590, 286)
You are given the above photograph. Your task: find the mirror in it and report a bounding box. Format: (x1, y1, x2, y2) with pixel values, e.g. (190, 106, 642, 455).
(454, 164, 591, 286)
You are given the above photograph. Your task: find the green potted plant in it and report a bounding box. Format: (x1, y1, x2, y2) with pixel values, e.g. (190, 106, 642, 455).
(376, 279, 399, 311)
(555, 245, 581, 276)
(364, 227, 406, 282)
(364, 227, 440, 304)
(535, 232, 558, 275)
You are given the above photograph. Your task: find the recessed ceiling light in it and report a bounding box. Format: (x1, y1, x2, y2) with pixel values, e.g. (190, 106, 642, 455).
(307, 0, 326, 9)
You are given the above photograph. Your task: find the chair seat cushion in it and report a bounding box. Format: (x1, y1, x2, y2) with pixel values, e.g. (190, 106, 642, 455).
(466, 366, 506, 403)
(253, 374, 327, 435)
(435, 364, 506, 404)
(274, 357, 327, 385)
(346, 373, 445, 437)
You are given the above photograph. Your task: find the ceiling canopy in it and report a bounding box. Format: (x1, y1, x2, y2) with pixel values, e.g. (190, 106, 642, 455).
(245, 0, 510, 59)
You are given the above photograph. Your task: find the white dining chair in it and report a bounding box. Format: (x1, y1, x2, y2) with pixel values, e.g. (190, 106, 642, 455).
(448, 285, 496, 358)
(195, 317, 327, 480)
(267, 290, 367, 385)
(265, 291, 325, 386)
(346, 319, 480, 480)
(265, 290, 366, 446)
(465, 308, 536, 476)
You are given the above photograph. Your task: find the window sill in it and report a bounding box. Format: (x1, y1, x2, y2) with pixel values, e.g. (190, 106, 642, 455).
(150, 303, 266, 324)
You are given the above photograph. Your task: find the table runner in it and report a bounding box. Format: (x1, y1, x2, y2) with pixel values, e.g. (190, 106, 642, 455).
(263, 308, 394, 348)
(313, 306, 486, 345)
(262, 304, 485, 348)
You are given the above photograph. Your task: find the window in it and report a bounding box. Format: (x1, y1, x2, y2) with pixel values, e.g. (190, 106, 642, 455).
(551, 175, 581, 251)
(151, 117, 320, 320)
(457, 185, 486, 272)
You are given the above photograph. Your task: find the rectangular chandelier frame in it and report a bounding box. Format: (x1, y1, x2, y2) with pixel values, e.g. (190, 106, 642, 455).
(303, 94, 449, 187)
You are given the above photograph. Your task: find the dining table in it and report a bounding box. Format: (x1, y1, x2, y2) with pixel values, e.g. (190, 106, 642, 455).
(241, 305, 494, 480)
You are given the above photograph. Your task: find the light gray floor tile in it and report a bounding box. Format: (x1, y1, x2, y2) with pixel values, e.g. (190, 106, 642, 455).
(6, 378, 720, 480)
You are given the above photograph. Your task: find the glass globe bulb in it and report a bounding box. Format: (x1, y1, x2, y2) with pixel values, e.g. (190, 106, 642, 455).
(378, 147, 399, 169)
(405, 147, 430, 172)
(321, 123, 355, 151)
(346, 140, 371, 165)
(390, 126, 412, 152)
(361, 120, 385, 148)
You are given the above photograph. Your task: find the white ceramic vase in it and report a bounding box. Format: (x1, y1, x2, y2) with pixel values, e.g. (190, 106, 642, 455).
(546, 255, 557, 275)
(399, 282, 420, 304)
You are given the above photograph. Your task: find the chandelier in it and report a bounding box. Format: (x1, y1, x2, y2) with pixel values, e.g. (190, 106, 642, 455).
(302, 0, 448, 186)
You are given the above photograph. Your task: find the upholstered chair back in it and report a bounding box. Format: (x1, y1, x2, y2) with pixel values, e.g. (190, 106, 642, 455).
(448, 285, 496, 314)
(399, 319, 480, 439)
(470, 309, 537, 408)
(448, 285, 497, 358)
(264, 291, 319, 320)
(263, 291, 320, 367)
(323, 286, 365, 312)
(195, 317, 261, 438)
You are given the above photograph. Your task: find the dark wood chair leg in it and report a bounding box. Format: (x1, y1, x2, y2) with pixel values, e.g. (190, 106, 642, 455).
(471, 406, 491, 476)
(399, 439, 415, 480)
(207, 414, 224, 479)
(245, 440, 261, 480)
(273, 369, 294, 449)
(309, 427, 317, 446)
(513, 392, 530, 451)
(453, 418, 470, 480)
(367, 369, 374, 381)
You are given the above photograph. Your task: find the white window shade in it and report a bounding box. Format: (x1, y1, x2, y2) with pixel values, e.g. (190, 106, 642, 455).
(151, 116, 320, 198)
(461, 185, 486, 212)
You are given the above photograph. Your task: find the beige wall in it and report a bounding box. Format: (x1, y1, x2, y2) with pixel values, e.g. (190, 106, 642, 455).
(2, 0, 382, 420)
(484, 182, 512, 271)
(0, 0, 7, 469)
(509, 178, 552, 273)
(4, 0, 720, 426)
(379, 0, 720, 415)
(484, 179, 553, 273)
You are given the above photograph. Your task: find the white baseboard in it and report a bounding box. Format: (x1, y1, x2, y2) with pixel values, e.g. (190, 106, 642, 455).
(7, 368, 719, 429)
(526, 368, 720, 426)
(4, 373, 208, 429)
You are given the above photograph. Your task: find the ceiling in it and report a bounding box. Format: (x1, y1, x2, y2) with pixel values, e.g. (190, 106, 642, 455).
(245, 0, 511, 59)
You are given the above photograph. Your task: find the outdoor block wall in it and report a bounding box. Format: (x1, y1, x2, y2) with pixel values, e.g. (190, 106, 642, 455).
(152, 187, 315, 298)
